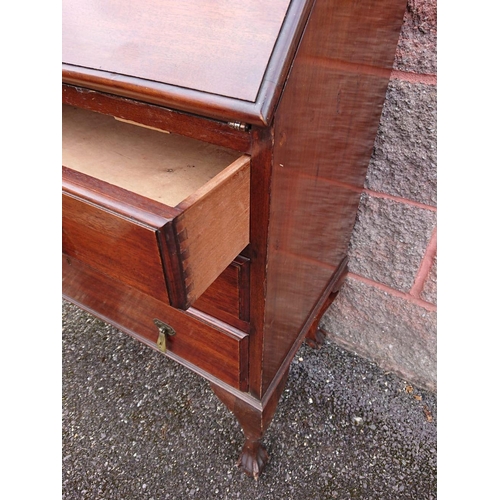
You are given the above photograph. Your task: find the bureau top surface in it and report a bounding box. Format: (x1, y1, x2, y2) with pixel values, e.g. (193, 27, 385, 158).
(63, 0, 291, 103)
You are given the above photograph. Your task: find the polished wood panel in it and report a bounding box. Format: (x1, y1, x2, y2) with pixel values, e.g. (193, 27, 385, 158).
(246, 127, 274, 398)
(63, 190, 170, 302)
(260, 0, 407, 392)
(62, 1, 312, 126)
(63, 0, 291, 102)
(192, 256, 250, 332)
(63, 256, 249, 390)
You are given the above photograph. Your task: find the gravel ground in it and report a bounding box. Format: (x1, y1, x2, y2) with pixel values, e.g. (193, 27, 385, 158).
(62, 300, 437, 499)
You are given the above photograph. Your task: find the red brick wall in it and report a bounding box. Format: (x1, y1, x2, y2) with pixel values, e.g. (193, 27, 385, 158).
(321, 0, 437, 391)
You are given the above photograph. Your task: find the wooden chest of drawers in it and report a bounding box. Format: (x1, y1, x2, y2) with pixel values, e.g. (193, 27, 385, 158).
(62, 0, 406, 477)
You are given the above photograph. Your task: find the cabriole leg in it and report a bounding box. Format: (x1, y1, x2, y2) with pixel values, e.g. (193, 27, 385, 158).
(210, 369, 289, 479)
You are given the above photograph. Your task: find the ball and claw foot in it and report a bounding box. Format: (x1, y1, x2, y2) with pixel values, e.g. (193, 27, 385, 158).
(237, 439, 269, 480)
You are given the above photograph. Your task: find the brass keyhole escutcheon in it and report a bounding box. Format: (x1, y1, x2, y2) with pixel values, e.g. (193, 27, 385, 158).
(153, 319, 176, 352)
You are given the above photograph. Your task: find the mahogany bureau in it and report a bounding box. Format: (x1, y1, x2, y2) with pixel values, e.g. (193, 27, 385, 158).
(62, 0, 406, 478)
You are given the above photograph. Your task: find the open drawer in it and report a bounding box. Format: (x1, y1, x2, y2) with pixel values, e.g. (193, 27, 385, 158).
(62, 105, 250, 310)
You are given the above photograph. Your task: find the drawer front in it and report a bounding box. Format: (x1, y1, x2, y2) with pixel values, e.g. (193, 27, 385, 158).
(192, 256, 250, 332)
(62, 105, 250, 310)
(63, 255, 249, 390)
(63, 191, 170, 302)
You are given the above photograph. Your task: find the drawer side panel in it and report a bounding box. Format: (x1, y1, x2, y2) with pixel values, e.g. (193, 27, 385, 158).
(175, 156, 250, 307)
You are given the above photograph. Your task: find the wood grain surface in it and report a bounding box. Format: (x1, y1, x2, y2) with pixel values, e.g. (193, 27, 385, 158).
(63, 256, 249, 389)
(259, 0, 407, 393)
(192, 256, 250, 332)
(175, 156, 250, 307)
(63, 0, 291, 102)
(62, 190, 170, 302)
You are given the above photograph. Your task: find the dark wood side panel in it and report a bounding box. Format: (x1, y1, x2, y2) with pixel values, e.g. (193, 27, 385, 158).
(260, 0, 407, 393)
(63, 256, 248, 390)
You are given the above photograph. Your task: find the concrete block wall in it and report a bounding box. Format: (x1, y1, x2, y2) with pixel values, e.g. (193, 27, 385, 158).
(321, 0, 437, 392)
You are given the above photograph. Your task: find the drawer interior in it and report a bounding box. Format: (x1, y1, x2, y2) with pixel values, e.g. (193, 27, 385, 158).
(62, 104, 243, 207)
(62, 104, 251, 310)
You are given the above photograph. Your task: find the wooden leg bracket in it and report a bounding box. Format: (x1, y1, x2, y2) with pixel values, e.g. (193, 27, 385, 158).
(304, 259, 348, 349)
